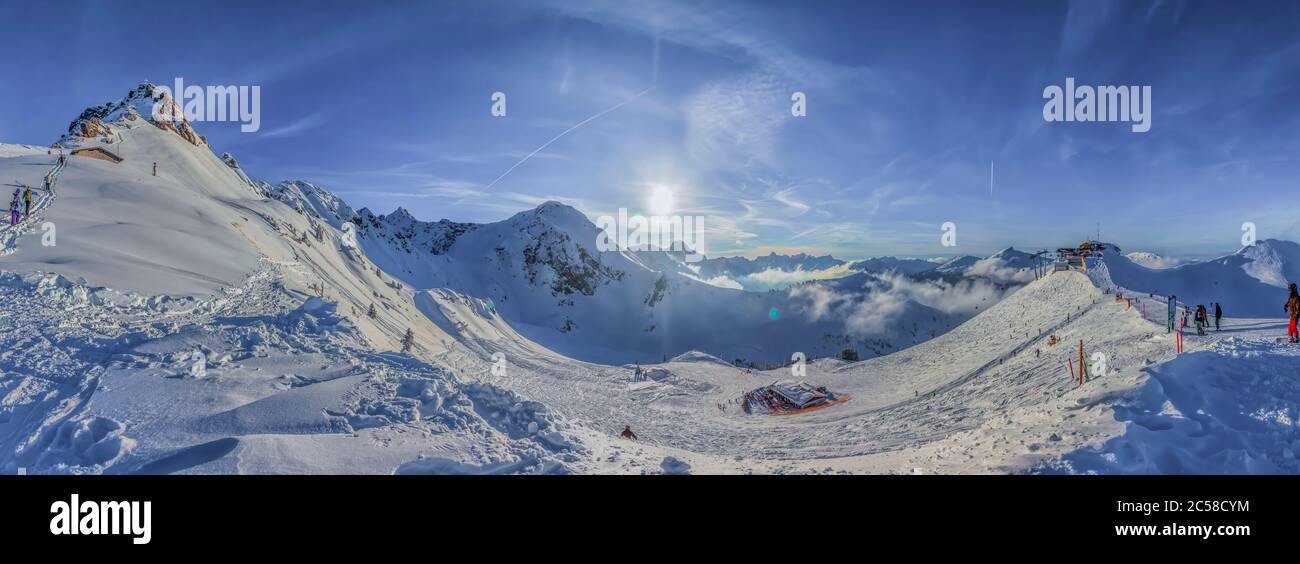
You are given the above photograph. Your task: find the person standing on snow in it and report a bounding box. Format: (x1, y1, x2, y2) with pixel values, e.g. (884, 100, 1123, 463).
(22, 185, 31, 217)
(9, 189, 20, 226)
(1194, 305, 1207, 336)
(1214, 302, 1222, 331)
(1286, 284, 1300, 343)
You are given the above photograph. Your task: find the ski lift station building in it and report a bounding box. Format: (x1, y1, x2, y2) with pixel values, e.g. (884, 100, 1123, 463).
(70, 147, 123, 164)
(1055, 241, 1120, 272)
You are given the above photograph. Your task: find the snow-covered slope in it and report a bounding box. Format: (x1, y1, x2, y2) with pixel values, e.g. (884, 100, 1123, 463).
(961, 247, 1040, 283)
(1124, 251, 1188, 269)
(1237, 239, 1300, 289)
(0, 143, 50, 158)
(258, 180, 358, 229)
(0, 112, 263, 294)
(1097, 240, 1300, 317)
(0, 83, 575, 475)
(986, 247, 1038, 269)
(1044, 333, 1300, 474)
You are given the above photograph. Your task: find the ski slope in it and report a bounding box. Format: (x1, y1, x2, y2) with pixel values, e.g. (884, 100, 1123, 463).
(412, 270, 1187, 472)
(0, 86, 579, 475)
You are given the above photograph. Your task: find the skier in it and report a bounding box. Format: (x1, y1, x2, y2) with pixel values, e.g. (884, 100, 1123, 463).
(619, 425, 638, 441)
(1194, 305, 1206, 336)
(9, 189, 20, 226)
(23, 184, 31, 217)
(1286, 284, 1300, 343)
(1214, 302, 1222, 331)
(152, 162, 157, 177)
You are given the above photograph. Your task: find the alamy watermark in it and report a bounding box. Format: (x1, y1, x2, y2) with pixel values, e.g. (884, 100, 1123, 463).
(1043, 77, 1151, 133)
(941, 221, 957, 247)
(50, 493, 151, 545)
(595, 208, 705, 263)
(153, 77, 261, 133)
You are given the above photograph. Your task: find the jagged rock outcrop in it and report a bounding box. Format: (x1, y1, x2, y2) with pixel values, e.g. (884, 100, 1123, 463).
(60, 83, 206, 148)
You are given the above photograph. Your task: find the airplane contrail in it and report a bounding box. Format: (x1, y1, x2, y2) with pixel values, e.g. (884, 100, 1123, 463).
(482, 86, 655, 193)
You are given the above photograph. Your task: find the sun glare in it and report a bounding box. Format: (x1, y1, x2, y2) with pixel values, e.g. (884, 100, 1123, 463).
(648, 184, 675, 216)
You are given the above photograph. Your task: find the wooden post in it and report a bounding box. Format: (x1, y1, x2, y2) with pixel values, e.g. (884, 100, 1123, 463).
(1078, 340, 1085, 385)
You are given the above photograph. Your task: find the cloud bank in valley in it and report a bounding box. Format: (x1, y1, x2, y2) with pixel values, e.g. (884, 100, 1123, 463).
(697, 263, 856, 292)
(788, 272, 1022, 336)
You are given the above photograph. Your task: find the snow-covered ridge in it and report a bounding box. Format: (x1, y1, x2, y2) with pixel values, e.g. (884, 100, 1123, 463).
(1096, 239, 1300, 317)
(221, 152, 255, 187)
(849, 256, 938, 275)
(0, 143, 50, 158)
(694, 252, 845, 280)
(1124, 251, 1187, 269)
(258, 180, 359, 229)
(1237, 239, 1300, 289)
(935, 254, 981, 272)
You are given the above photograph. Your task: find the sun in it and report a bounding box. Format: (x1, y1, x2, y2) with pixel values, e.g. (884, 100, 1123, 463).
(648, 184, 675, 217)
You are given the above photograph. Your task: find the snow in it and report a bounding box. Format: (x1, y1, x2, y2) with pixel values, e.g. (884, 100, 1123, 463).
(0, 143, 50, 158)
(1039, 324, 1300, 474)
(934, 255, 981, 273)
(0, 87, 580, 474)
(0, 121, 263, 294)
(423, 268, 1165, 472)
(3, 81, 1297, 475)
(1125, 251, 1189, 269)
(0, 264, 578, 475)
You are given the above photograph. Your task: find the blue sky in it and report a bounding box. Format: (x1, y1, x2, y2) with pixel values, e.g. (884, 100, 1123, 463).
(2, 0, 1299, 259)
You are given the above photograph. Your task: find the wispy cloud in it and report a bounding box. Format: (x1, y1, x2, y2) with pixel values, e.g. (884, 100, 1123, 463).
(258, 112, 327, 139)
